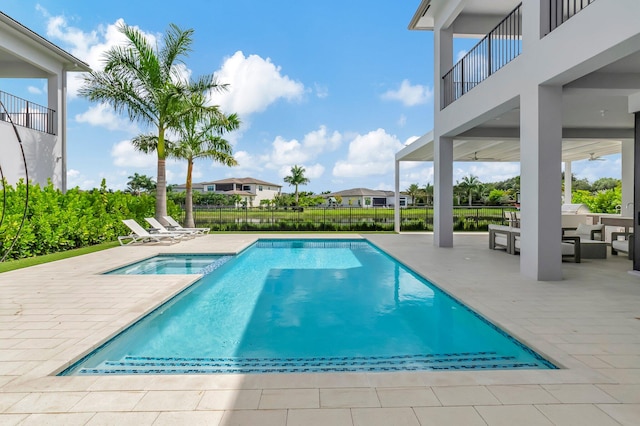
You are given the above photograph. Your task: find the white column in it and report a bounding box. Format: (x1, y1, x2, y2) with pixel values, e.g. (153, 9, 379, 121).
(434, 135, 454, 247)
(621, 139, 634, 217)
(520, 84, 563, 281)
(48, 70, 65, 191)
(564, 160, 572, 204)
(394, 159, 400, 233)
(433, 23, 454, 247)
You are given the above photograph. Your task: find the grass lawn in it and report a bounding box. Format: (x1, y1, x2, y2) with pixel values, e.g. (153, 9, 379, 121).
(0, 241, 120, 273)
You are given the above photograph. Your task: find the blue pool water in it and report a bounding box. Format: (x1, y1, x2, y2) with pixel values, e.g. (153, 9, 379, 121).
(63, 240, 555, 375)
(106, 254, 230, 275)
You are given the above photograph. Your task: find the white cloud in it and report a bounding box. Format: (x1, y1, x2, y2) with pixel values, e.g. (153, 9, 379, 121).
(397, 114, 407, 127)
(66, 168, 96, 190)
(333, 129, 404, 178)
(210, 51, 305, 116)
(38, 7, 159, 98)
(404, 136, 420, 146)
(111, 140, 156, 168)
(454, 162, 520, 184)
(302, 125, 342, 154)
(75, 103, 139, 133)
(381, 79, 432, 106)
(303, 164, 325, 179)
(27, 86, 43, 95)
(314, 83, 329, 99)
(456, 50, 468, 62)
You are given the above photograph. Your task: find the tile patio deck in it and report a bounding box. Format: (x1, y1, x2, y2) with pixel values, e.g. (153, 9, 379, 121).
(0, 233, 639, 425)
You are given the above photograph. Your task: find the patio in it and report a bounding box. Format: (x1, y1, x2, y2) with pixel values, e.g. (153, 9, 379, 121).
(0, 233, 639, 425)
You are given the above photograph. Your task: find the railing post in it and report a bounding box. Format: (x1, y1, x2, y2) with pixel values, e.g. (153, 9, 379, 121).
(487, 33, 493, 77)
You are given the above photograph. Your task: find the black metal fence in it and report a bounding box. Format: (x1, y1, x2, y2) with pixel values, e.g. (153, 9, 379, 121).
(549, 0, 597, 33)
(179, 206, 518, 232)
(0, 90, 56, 135)
(442, 3, 522, 108)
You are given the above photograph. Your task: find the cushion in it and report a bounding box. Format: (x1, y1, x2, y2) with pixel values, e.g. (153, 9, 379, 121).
(612, 239, 629, 253)
(575, 223, 604, 239)
(561, 242, 576, 256)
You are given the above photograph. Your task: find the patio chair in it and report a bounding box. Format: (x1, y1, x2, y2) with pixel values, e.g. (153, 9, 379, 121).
(562, 223, 604, 241)
(511, 233, 581, 263)
(163, 215, 210, 234)
(611, 231, 633, 260)
(118, 219, 184, 246)
(144, 217, 197, 238)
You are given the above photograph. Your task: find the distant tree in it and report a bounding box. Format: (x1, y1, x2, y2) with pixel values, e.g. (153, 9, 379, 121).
(125, 173, 156, 196)
(405, 183, 421, 206)
(592, 177, 620, 192)
(456, 174, 483, 206)
(283, 165, 310, 206)
(422, 182, 433, 205)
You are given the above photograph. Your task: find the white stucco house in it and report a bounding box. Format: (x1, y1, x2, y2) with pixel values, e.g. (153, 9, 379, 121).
(324, 188, 411, 208)
(174, 177, 282, 207)
(0, 12, 90, 192)
(395, 0, 640, 280)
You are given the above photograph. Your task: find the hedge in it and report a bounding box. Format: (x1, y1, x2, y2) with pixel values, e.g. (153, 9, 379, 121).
(0, 180, 181, 260)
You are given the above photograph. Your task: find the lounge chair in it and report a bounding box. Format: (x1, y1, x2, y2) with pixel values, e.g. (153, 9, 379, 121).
(118, 219, 184, 245)
(611, 231, 633, 260)
(163, 215, 210, 234)
(511, 232, 581, 263)
(562, 223, 604, 241)
(144, 217, 197, 238)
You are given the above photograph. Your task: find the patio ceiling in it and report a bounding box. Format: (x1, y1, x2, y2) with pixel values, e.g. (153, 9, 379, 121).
(396, 131, 624, 163)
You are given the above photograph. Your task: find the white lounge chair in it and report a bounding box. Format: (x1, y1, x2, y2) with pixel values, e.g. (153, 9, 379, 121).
(144, 217, 197, 238)
(511, 233, 581, 263)
(611, 231, 633, 260)
(118, 219, 184, 245)
(163, 215, 210, 234)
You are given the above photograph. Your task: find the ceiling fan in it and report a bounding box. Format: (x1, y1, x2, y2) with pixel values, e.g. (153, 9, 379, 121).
(588, 153, 605, 161)
(469, 151, 495, 161)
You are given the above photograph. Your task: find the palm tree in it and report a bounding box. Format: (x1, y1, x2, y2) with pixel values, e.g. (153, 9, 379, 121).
(457, 174, 483, 206)
(79, 23, 224, 223)
(170, 92, 240, 228)
(284, 165, 310, 206)
(405, 183, 421, 206)
(422, 182, 434, 206)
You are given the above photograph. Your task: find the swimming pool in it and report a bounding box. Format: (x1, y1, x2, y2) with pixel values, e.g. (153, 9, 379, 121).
(62, 239, 555, 374)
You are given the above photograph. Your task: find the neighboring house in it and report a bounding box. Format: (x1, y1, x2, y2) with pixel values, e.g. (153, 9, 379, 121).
(396, 0, 640, 280)
(0, 12, 90, 191)
(324, 188, 411, 208)
(174, 177, 281, 207)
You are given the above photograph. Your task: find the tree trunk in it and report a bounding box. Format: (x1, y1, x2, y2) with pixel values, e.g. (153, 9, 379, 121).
(295, 184, 299, 206)
(185, 159, 195, 228)
(156, 158, 167, 224)
(468, 190, 472, 206)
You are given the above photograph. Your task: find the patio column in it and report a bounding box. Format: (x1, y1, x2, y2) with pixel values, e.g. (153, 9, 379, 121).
(520, 85, 563, 281)
(621, 139, 634, 217)
(48, 71, 65, 192)
(434, 135, 453, 247)
(634, 113, 640, 271)
(564, 160, 572, 204)
(433, 22, 453, 247)
(394, 159, 400, 233)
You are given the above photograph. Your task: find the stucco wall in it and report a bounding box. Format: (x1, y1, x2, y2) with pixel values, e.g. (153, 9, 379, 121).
(0, 121, 60, 189)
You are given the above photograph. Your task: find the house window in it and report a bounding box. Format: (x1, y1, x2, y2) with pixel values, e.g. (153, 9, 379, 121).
(243, 185, 251, 191)
(259, 185, 263, 191)
(206, 185, 214, 192)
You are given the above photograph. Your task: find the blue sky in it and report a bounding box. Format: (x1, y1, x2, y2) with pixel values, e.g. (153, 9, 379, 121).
(1, 1, 621, 193)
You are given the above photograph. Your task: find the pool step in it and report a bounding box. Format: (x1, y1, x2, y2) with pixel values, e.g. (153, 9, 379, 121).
(77, 351, 544, 374)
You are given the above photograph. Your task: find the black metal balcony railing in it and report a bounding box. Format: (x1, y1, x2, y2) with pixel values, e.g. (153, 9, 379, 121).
(549, 0, 597, 33)
(0, 90, 56, 135)
(442, 3, 522, 108)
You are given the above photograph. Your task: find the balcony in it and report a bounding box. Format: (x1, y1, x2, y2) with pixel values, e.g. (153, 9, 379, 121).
(442, 3, 522, 108)
(548, 0, 597, 34)
(0, 90, 56, 135)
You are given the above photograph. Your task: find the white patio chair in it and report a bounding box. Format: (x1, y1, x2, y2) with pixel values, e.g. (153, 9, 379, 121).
(163, 215, 210, 235)
(144, 217, 197, 238)
(118, 219, 184, 245)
